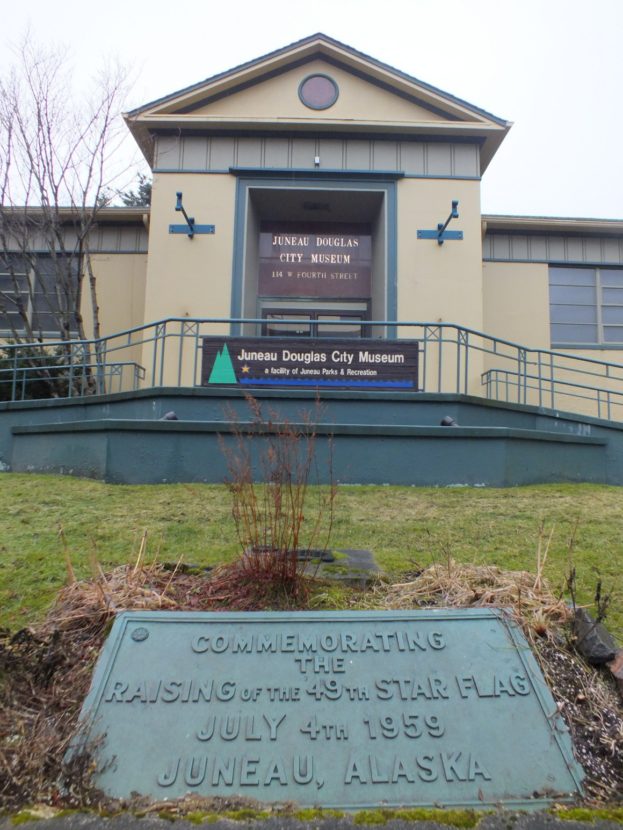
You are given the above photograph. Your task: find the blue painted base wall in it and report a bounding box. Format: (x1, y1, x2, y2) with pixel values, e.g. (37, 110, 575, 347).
(1, 387, 622, 486)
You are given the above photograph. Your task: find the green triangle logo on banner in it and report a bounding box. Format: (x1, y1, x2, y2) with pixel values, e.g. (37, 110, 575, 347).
(208, 343, 237, 384)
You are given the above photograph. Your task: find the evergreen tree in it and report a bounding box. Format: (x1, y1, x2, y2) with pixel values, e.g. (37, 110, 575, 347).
(117, 173, 151, 207)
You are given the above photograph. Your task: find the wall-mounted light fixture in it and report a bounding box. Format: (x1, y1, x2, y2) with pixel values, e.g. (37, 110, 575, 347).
(417, 200, 463, 245)
(169, 192, 215, 239)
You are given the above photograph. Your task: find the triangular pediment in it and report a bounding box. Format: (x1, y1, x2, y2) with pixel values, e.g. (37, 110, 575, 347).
(178, 58, 452, 125)
(126, 34, 510, 171)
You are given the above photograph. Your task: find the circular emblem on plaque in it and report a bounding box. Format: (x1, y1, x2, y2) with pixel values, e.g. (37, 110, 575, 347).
(131, 627, 149, 642)
(298, 74, 339, 110)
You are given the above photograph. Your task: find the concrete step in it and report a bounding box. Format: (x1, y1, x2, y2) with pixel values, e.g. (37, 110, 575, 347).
(10, 418, 608, 486)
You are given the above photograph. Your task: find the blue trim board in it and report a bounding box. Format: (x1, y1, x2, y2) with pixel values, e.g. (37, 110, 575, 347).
(168, 224, 215, 235)
(229, 167, 405, 180)
(386, 179, 398, 326)
(417, 230, 464, 242)
(230, 176, 247, 334)
(152, 169, 481, 182)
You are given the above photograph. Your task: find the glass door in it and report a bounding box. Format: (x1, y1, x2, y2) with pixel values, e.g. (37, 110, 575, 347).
(261, 302, 369, 338)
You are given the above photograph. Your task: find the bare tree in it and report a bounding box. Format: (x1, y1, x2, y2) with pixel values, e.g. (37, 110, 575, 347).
(0, 34, 130, 397)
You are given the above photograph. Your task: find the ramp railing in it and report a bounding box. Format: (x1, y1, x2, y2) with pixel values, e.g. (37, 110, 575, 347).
(3, 317, 623, 421)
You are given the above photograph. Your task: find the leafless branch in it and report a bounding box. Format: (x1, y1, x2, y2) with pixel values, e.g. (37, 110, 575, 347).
(0, 33, 132, 398)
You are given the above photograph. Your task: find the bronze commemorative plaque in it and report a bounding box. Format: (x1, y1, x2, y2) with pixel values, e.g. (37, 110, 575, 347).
(76, 609, 584, 809)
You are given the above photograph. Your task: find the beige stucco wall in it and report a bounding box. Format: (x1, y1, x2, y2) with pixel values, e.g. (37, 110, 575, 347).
(479, 261, 550, 408)
(80, 253, 147, 391)
(398, 179, 483, 326)
(397, 177, 484, 393)
(142, 172, 237, 384)
(86, 253, 148, 339)
(144, 173, 235, 324)
(482, 261, 550, 350)
(141, 171, 487, 389)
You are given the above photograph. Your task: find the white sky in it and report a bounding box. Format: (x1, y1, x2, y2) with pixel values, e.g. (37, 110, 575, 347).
(4, 0, 623, 219)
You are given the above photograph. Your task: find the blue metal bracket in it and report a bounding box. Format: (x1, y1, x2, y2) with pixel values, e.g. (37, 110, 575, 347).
(169, 224, 215, 235)
(417, 200, 463, 245)
(169, 192, 215, 238)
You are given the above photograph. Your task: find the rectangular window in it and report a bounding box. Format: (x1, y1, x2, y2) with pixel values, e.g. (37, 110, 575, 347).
(0, 271, 31, 331)
(0, 256, 79, 337)
(549, 266, 623, 346)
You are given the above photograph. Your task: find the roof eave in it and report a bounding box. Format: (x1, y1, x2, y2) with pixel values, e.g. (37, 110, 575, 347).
(126, 33, 509, 128)
(128, 115, 510, 172)
(482, 214, 623, 235)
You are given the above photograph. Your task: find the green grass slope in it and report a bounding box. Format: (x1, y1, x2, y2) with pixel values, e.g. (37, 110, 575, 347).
(0, 475, 621, 640)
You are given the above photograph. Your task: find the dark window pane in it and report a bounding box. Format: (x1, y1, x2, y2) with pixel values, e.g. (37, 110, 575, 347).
(0, 273, 27, 291)
(603, 326, 623, 343)
(0, 273, 29, 332)
(31, 312, 60, 332)
(602, 288, 623, 305)
(549, 267, 595, 286)
(600, 270, 623, 287)
(2, 309, 26, 327)
(602, 306, 623, 324)
(0, 256, 79, 336)
(550, 304, 596, 324)
(317, 315, 364, 338)
(551, 323, 598, 343)
(550, 285, 595, 304)
(265, 314, 312, 337)
(31, 258, 79, 334)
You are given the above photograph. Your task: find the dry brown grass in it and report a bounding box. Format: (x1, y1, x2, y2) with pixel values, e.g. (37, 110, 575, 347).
(0, 540, 196, 811)
(363, 558, 572, 635)
(358, 557, 622, 804)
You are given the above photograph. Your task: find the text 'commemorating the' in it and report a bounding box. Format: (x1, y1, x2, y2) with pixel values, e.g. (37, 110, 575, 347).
(76, 609, 584, 809)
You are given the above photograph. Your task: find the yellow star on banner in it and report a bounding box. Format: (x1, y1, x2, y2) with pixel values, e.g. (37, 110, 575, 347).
(241, 364, 250, 373)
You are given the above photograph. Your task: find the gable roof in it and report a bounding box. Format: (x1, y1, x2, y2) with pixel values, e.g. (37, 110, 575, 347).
(125, 33, 511, 172)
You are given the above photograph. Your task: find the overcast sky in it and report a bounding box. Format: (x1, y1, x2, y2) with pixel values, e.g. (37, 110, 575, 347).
(4, 0, 622, 220)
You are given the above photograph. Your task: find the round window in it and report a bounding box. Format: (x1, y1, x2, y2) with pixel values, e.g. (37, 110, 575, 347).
(298, 74, 339, 110)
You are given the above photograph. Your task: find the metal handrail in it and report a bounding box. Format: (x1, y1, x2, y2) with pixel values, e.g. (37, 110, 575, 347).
(481, 368, 623, 421)
(3, 317, 623, 419)
(0, 360, 145, 401)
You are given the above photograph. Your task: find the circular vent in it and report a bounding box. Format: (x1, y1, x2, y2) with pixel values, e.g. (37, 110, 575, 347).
(298, 74, 339, 110)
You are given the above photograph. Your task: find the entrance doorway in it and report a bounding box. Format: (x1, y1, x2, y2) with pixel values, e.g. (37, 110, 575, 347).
(231, 179, 396, 338)
(258, 219, 371, 340)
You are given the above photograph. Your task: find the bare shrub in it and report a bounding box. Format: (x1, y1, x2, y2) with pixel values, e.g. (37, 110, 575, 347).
(213, 395, 336, 606)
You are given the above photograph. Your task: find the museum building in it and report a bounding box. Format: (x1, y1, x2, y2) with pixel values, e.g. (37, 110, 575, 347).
(2, 33, 623, 486)
(127, 34, 622, 354)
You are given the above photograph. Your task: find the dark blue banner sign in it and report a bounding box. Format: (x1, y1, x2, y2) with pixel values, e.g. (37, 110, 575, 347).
(202, 337, 419, 391)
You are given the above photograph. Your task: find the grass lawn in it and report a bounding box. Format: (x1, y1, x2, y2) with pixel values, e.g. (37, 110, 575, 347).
(0, 474, 621, 641)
